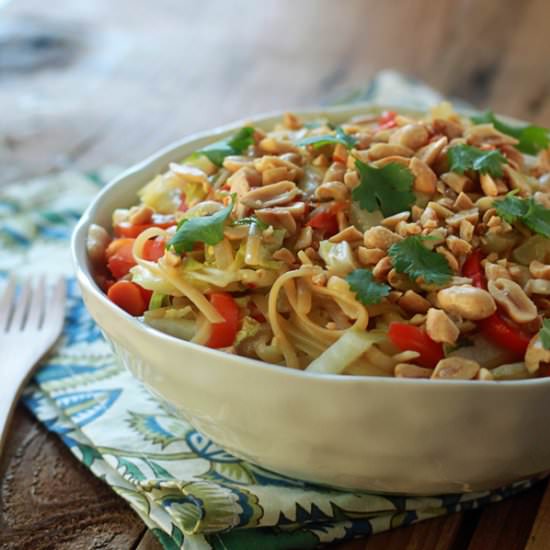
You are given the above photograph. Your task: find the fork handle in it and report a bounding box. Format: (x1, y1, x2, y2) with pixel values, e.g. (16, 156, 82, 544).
(0, 348, 45, 456)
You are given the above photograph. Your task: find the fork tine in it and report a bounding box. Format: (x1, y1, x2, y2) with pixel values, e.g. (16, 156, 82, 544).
(10, 278, 32, 331)
(26, 275, 46, 329)
(49, 277, 67, 330)
(0, 277, 16, 331)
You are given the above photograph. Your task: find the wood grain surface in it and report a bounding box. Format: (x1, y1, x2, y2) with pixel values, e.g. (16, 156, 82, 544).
(1, 0, 550, 548)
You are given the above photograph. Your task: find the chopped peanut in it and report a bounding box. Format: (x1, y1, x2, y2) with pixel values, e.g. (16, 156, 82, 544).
(425, 308, 459, 344)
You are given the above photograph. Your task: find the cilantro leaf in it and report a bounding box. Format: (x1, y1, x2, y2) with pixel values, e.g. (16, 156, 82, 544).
(447, 144, 507, 177)
(494, 195, 550, 238)
(346, 269, 391, 305)
(388, 236, 452, 285)
(296, 126, 358, 150)
(471, 111, 550, 155)
(351, 159, 415, 217)
(523, 199, 550, 238)
(493, 194, 529, 223)
(232, 216, 268, 231)
(196, 127, 255, 166)
(168, 201, 233, 254)
(540, 319, 550, 350)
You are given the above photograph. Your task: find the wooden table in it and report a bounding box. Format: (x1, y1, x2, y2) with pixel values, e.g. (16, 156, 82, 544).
(1, 1, 550, 548)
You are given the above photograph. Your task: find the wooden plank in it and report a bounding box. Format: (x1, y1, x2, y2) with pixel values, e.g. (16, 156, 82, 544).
(2, 0, 550, 188)
(0, 406, 146, 550)
(525, 478, 550, 550)
(484, 0, 550, 124)
(365, 512, 463, 550)
(136, 530, 163, 550)
(330, 512, 463, 550)
(466, 480, 547, 550)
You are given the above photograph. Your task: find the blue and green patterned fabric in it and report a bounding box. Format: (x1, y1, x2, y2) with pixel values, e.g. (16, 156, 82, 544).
(0, 72, 543, 550)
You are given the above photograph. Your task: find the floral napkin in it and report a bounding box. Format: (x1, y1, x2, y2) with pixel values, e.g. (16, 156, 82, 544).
(0, 72, 542, 550)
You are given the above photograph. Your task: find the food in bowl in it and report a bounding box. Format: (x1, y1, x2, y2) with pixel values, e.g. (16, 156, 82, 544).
(87, 104, 550, 381)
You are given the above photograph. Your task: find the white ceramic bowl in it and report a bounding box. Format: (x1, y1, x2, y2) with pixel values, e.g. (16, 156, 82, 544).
(72, 104, 550, 495)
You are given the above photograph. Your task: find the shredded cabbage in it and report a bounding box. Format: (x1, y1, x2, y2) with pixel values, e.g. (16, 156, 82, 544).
(130, 265, 180, 294)
(235, 316, 262, 346)
(138, 175, 182, 213)
(482, 233, 518, 254)
(491, 362, 533, 380)
(181, 154, 217, 175)
(139, 170, 209, 214)
(319, 240, 358, 276)
(448, 334, 515, 369)
(143, 305, 195, 340)
(349, 202, 383, 231)
(306, 329, 386, 374)
(512, 235, 550, 265)
(144, 315, 196, 341)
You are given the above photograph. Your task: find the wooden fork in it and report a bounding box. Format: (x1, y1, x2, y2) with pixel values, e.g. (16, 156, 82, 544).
(0, 276, 66, 456)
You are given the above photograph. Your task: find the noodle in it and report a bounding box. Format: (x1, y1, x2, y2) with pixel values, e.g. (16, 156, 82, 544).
(158, 261, 223, 323)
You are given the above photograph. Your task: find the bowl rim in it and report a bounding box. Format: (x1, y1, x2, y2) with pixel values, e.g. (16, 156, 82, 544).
(71, 101, 548, 388)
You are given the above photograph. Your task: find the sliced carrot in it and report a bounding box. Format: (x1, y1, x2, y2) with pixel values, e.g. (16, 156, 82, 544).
(106, 239, 136, 279)
(143, 238, 165, 261)
(106, 238, 135, 258)
(107, 280, 147, 316)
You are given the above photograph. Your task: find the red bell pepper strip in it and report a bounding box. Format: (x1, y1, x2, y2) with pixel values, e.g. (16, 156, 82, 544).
(388, 323, 444, 368)
(461, 250, 531, 355)
(378, 111, 398, 130)
(477, 314, 531, 357)
(137, 286, 153, 308)
(462, 250, 486, 289)
(206, 293, 241, 349)
(306, 210, 339, 237)
(306, 202, 347, 237)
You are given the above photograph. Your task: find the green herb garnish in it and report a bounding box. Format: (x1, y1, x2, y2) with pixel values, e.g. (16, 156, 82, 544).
(195, 127, 255, 166)
(388, 236, 452, 286)
(346, 269, 391, 305)
(168, 199, 234, 254)
(296, 126, 357, 150)
(351, 159, 415, 217)
(471, 111, 550, 155)
(494, 194, 550, 238)
(447, 144, 507, 178)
